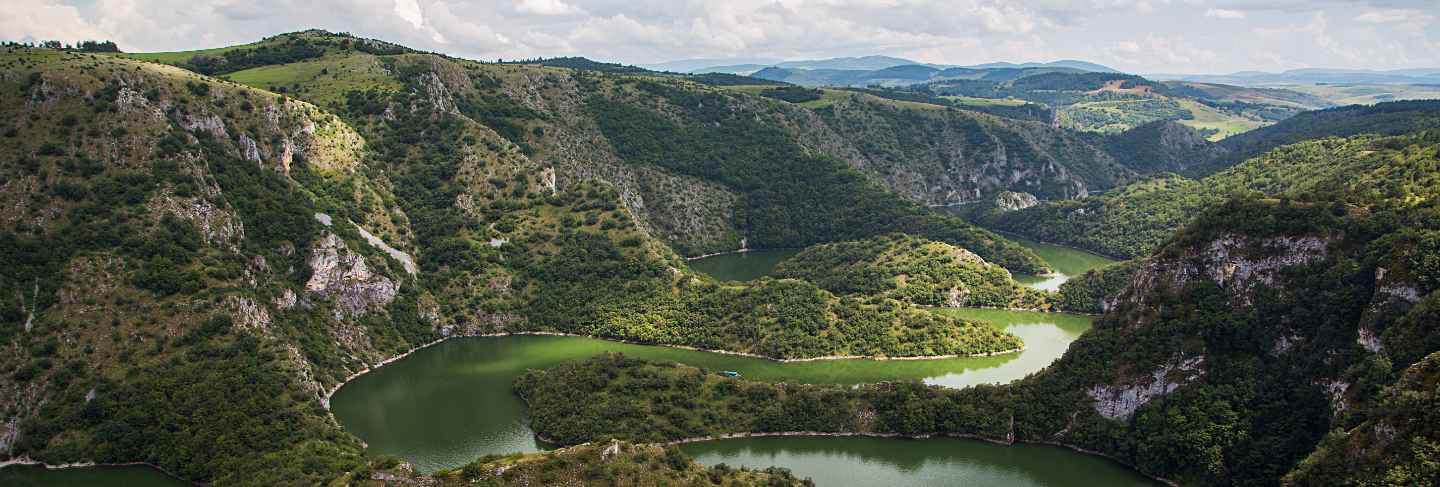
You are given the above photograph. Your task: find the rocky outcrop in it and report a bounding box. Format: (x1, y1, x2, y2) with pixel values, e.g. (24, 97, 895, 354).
(1087, 355, 1205, 421)
(304, 233, 398, 318)
(353, 221, 417, 276)
(1119, 234, 1331, 314)
(993, 191, 1039, 211)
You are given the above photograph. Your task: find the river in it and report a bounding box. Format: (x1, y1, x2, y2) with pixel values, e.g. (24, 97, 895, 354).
(5, 236, 1134, 485)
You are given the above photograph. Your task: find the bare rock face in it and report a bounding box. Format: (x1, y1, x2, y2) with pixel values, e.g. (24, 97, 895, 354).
(238, 133, 262, 162)
(993, 191, 1039, 212)
(1120, 234, 1331, 315)
(179, 113, 229, 140)
(305, 233, 398, 318)
(1087, 355, 1205, 421)
(225, 296, 272, 332)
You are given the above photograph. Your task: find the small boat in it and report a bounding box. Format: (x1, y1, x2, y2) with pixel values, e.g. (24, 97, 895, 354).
(719, 370, 741, 378)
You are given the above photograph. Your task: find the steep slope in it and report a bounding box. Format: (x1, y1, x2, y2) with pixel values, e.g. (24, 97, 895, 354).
(519, 133, 1440, 485)
(1101, 99, 1440, 177)
(160, 31, 1083, 272)
(967, 131, 1440, 258)
(809, 95, 1128, 202)
(0, 43, 1025, 485)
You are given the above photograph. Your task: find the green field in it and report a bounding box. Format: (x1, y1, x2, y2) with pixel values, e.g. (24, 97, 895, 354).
(1282, 83, 1440, 106)
(116, 44, 253, 64)
(1174, 99, 1269, 140)
(942, 95, 1028, 107)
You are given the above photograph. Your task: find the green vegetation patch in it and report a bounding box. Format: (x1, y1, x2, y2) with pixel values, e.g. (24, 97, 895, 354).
(774, 234, 1052, 310)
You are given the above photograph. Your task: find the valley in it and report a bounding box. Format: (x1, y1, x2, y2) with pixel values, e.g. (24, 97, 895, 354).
(1, 22, 1438, 487)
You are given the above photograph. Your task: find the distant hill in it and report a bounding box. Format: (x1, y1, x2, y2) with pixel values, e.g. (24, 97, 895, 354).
(640, 57, 780, 72)
(774, 55, 918, 70)
(656, 56, 1118, 76)
(1156, 67, 1440, 86)
(962, 59, 1118, 73)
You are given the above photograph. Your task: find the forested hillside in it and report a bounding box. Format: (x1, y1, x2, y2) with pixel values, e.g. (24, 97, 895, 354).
(0, 38, 1029, 485)
(964, 131, 1440, 258)
(772, 233, 1051, 310)
(520, 129, 1440, 485)
(1100, 99, 1440, 177)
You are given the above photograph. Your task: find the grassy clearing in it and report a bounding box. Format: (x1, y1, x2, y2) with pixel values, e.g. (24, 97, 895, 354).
(1282, 83, 1440, 106)
(220, 53, 403, 108)
(1175, 99, 1268, 140)
(116, 44, 254, 64)
(942, 95, 1027, 107)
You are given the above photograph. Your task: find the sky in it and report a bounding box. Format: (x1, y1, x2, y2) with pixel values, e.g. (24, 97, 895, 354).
(5, 0, 1439, 74)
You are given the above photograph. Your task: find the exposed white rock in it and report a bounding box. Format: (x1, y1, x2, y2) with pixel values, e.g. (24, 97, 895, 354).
(1120, 234, 1331, 313)
(1272, 333, 1302, 355)
(238, 133, 262, 162)
(305, 233, 398, 318)
(1323, 380, 1351, 413)
(115, 87, 164, 121)
(273, 288, 298, 310)
(540, 166, 557, 194)
(1087, 355, 1204, 421)
(179, 113, 228, 140)
(153, 194, 245, 247)
(993, 191, 1039, 211)
(353, 221, 417, 275)
(225, 296, 272, 331)
(313, 212, 333, 227)
(1356, 326, 1382, 353)
(488, 237, 509, 248)
(278, 138, 296, 174)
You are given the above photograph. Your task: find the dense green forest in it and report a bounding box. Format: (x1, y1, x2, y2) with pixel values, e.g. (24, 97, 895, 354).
(517, 130, 1440, 486)
(0, 39, 1027, 486)
(772, 233, 1051, 310)
(515, 353, 1013, 445)
(5, 28, 1440, 487)
(1053, 260, 1142, 314)
(588, 81, 1048, 273)
(965, 131, 1440, 258)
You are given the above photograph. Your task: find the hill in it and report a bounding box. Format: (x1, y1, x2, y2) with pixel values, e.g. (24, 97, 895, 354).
(751, 65, 1327, 136)
(963, 130, 1440, 258)
(0, 36, 1041, 485)
(772, 233, 1052, 310)
(517, 130, 1440, 485)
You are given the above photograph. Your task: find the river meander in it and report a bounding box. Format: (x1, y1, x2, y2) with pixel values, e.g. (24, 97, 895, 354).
(4, 236, 1141, 485)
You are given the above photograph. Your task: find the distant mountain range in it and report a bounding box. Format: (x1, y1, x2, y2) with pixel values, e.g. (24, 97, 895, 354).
(648, 56, 1440, 88)
(1153, 68, 1440, 86)
(644, 55, 1120, 76)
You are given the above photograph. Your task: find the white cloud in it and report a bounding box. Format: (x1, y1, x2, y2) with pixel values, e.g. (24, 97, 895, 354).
(1, 0, 111, 43)
(393, 0, 424, 29)
(1, 0, 1436, 73)
(516, 0, 583, 16)
(1204, 8, 1246, 19)
(1356, 9, 1417, 23)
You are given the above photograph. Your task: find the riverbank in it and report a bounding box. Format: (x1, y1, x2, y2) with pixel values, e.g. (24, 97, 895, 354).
(0, 457, 193, 485)
(323, 330, 1027, 410)
(684, 247, 799, 261)
(666, 433, 1180, 487)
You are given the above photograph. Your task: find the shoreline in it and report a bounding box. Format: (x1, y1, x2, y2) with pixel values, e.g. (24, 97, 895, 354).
(323, 330, 1026, 409)
(984, 227, 1129, 263)
(664, 432, 1177, 486)
(528, 431, 1176, 487)
(0, 457, 195, 485)
(683, 247, 800, 261)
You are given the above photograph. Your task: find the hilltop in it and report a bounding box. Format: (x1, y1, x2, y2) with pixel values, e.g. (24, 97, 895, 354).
(0, 33, 1057, 485)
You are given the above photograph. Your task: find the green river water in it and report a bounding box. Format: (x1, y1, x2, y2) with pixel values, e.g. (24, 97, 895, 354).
(0, 464, 185, 486)
(685, 249, 802, 282)
(5, 237, 1140, 485)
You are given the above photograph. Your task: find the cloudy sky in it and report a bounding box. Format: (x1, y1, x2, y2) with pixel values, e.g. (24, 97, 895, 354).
(7, 0, 1438, 74)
